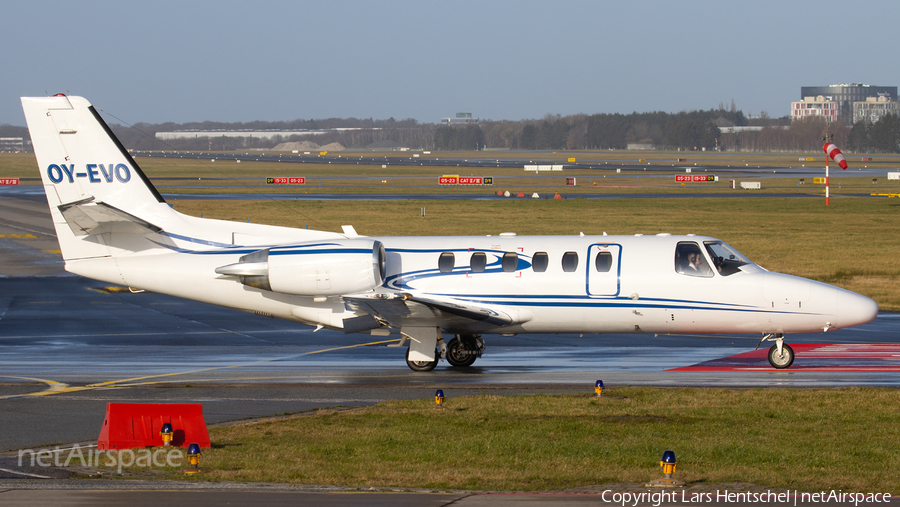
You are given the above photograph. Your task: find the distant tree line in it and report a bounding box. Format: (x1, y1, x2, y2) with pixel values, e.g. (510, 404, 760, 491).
(15, 105, 896, 153)
(433, 125, 484, 150)
(102, 107, 751, 152)
(719, 118, 850, 153)
(109, 117, 422, 151)
(0, 124, 29, 138)
(848, 114, 900, 153)
(436, 108, 745, 151)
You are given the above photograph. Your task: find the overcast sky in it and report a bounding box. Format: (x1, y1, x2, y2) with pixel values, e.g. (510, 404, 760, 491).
(3, 0, 897, 126)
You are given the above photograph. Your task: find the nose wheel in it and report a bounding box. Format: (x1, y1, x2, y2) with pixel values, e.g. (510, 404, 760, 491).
(767, 342, 795, 369)
(758, 333, 795, 369)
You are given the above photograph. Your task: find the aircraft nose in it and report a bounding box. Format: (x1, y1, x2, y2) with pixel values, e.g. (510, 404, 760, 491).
(835, 289, 879, 329)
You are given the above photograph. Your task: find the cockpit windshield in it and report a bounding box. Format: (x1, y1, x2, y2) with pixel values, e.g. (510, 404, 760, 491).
(703, 241, 759, 276)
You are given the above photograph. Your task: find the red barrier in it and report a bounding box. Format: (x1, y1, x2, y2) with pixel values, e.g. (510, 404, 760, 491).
(97, 403, 211, 450)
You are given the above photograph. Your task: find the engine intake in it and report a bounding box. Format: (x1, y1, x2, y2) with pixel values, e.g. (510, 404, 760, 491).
(216, 239, 386, 296)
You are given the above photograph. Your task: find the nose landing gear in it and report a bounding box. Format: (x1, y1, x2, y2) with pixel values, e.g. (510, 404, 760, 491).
(758, 333, 795, 369)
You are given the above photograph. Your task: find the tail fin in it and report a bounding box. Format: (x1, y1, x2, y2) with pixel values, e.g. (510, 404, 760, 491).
(21, 95, 170, 260)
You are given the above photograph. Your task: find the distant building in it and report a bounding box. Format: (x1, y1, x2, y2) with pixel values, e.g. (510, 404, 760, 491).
(155, 129, 330, 141)
(852, 96, 900, 124)
(718, 126, 765, 134)
(799, 84, 897, 122)
(441, 112, 478, 125)
(0, 137, 25, 151)
(791, 96, 839, 123)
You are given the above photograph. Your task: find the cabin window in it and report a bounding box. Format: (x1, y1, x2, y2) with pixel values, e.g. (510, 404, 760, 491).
(470, 252, 486, 273)
(561, 251, 579, 272)
(439, 252, 455, 273)
(502, 252, 518, 272)
(675, 242, 713, 277)
(595, 251, 613, 272)
(532, 252, 549, 272)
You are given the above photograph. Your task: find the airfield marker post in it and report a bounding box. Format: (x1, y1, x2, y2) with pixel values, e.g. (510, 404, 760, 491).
(646, 450, 684, 487)
(183, 442, 202, 474)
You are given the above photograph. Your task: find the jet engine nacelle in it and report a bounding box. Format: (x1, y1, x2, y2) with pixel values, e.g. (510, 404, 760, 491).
(215, 239, 386, 296)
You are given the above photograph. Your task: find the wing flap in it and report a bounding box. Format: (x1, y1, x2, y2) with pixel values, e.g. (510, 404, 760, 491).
(342, 293, 530, 333)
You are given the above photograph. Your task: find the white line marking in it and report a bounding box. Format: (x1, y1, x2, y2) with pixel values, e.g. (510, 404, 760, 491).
(0, 467, 52, 479)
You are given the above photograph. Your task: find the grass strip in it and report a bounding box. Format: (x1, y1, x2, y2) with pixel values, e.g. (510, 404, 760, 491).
(193, 388, 899, 492)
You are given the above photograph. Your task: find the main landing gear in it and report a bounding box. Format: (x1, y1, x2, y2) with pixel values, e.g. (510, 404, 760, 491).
(405, 347, 440, 372)
(758, 333, 795, 369)
(446, 334, 485, 368)
(403, 333, 485, 371)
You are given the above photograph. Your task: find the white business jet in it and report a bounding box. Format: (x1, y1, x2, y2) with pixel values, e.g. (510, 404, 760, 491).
(21, 95, 878, 371)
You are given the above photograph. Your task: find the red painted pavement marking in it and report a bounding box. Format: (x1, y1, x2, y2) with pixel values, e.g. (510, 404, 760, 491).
(670, 343, 900, 372)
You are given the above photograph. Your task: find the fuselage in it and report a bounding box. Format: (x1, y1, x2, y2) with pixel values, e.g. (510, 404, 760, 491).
(66, 225, 878, 338)
(374, 233, 877, 336)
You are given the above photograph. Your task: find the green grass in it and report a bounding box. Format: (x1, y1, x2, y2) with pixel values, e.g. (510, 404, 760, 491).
(177, 388, 900, 491)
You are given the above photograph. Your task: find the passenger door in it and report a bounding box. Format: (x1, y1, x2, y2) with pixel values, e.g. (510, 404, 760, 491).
(586, 243, 621, 296)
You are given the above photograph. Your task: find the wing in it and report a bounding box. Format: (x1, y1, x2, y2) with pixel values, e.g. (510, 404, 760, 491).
(342, 293, 529, 334)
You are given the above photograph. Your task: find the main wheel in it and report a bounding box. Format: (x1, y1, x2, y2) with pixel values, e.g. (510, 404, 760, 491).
(406, 347, 439, 372)
(446, 337, 478, 367)
(768, 343, 795, 369)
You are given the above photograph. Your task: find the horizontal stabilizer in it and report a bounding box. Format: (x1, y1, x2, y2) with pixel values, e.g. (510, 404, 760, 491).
(58, 198, 162, 236)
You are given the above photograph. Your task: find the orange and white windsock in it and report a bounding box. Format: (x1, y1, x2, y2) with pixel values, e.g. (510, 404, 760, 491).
(823, 142, 848, 170)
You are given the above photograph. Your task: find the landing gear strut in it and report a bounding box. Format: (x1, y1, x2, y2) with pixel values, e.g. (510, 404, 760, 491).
(758, 333, 795, 369)
(446, 334, 485, 368)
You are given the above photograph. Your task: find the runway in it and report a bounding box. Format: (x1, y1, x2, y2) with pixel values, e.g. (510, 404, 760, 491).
(0, 182, 858, 201)
(132, 149, 898, 179)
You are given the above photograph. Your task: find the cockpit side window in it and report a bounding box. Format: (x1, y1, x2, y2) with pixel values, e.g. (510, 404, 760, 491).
(675, 242, 713, 278)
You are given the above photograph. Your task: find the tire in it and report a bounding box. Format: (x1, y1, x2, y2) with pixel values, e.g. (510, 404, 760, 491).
(406, 347, 439, 372)
(768, 343, 795, 369)
(446, 337, 477, 367)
